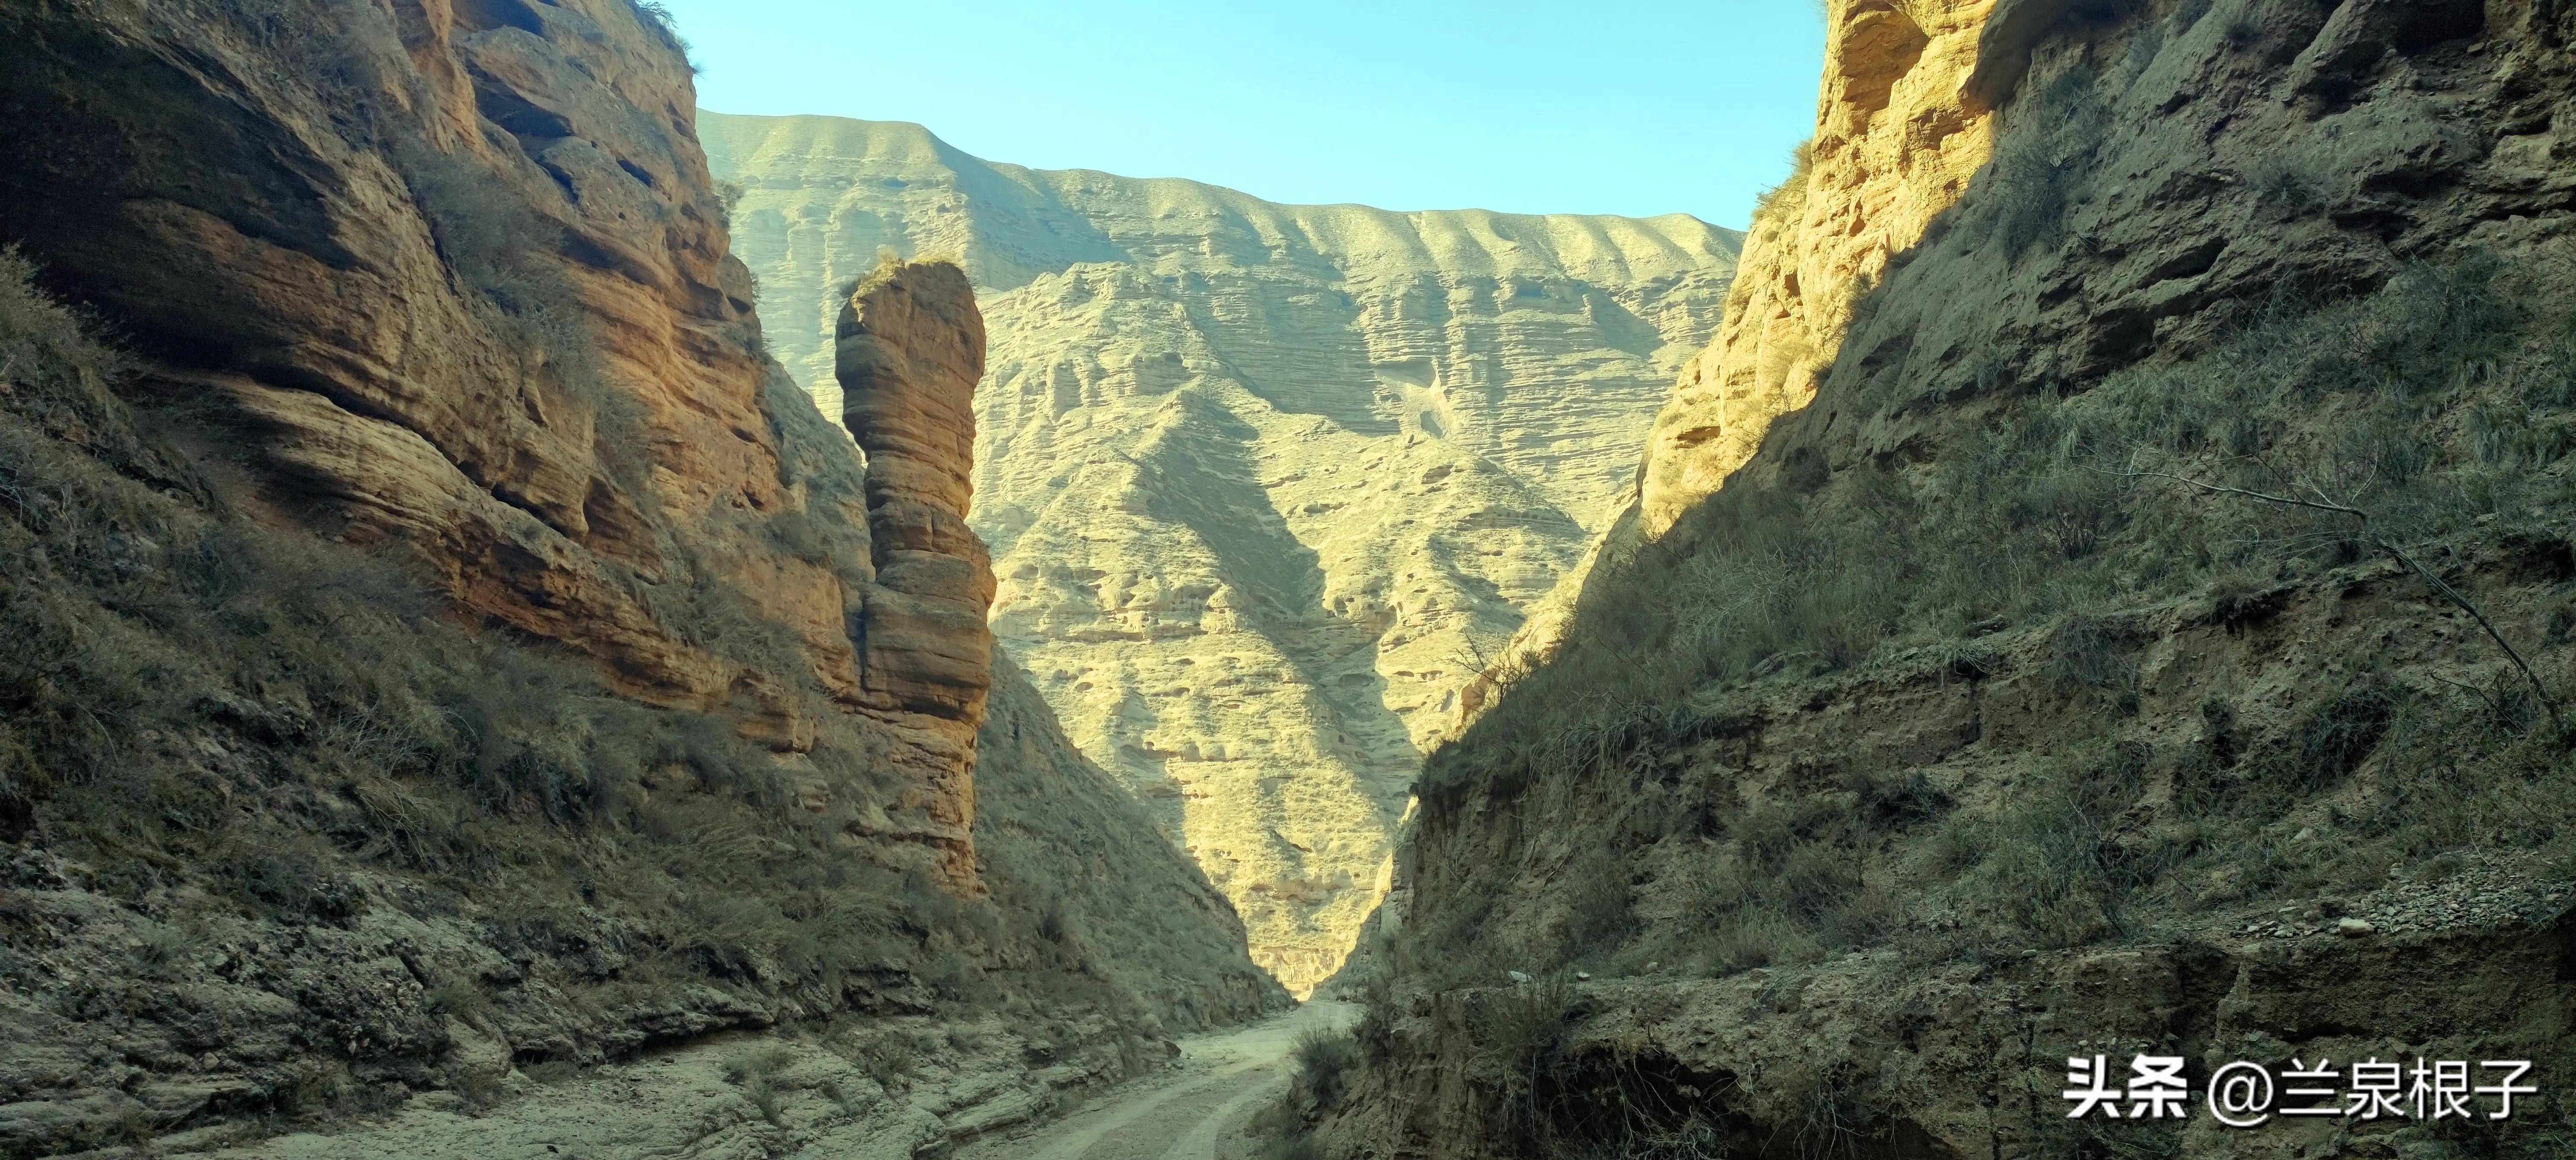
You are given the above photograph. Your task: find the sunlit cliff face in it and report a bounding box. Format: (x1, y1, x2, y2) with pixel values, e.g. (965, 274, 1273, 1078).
(1637, 0, 2000, 536)
(1449, 0, 2002, 739)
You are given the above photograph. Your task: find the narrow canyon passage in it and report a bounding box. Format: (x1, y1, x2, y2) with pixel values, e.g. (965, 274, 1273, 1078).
(957, 1003, 1357, 1160)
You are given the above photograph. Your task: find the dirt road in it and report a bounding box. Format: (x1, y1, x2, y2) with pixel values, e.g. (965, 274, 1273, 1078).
(955, 1001, 1354, 1160)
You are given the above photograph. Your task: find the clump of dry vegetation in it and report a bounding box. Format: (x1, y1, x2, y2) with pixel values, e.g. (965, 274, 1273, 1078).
(1412, 245, 2576, 987)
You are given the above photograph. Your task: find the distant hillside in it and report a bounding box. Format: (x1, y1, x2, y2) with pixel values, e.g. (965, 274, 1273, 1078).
(702, 112, 1742, 991)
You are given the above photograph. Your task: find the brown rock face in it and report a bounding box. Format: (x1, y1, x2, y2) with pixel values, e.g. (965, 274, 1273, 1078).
(0, 7, 1289, 1146)
(1335, 0, 2576, 1156)
(0, 0, 1014, 883)
(0, 0, 837, 726)
(838, 261, 997, 884)
(1637, 0, 1997, 537)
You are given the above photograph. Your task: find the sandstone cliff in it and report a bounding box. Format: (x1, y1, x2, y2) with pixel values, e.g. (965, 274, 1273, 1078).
(0, 0, 991, 881)
(701, 113, 1742, 992)
(1317, 0, 2576, 1157)
(0, 2, 1282, 1153)
(1637, 0, 1995, 536)
(1455, 0, 2000, 730)
(837, 261, 999, 881)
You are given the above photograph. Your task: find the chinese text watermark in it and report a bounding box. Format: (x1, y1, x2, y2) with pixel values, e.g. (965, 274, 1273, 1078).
(2063, 1055, 2536, 1128)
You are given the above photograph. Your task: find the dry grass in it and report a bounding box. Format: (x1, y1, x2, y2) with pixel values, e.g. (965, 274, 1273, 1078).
(1984, 66, 2110, 257)
(1430, 251, 2572, 810)
(0, 249, 1199, 1129)
(1748, 139, 1816, 227)
(1406, 247, 2576, 987)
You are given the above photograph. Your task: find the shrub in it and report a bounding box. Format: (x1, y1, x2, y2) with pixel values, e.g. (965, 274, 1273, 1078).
(394, 141, 636, 453)
(1289, 1027, 1363, 1110)
(1985, 67, 2107, 257)
(723, 1044, 799, 1126)
(2046, 614, 2139, 707)
(847, 1036, 917, 1091)
(1480, 977, 1574, 1079)
(1750, 139, 1816, 227)
(627, 1, 698, 68)
(2277, 679, 2400, 792)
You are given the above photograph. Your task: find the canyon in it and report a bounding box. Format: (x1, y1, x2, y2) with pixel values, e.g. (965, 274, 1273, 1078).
(1314, 0, 2576, 1158)
(5, 0, 2576, 1157)
(0, 1, 1280, 1155)
(699, 113, 1743, 993)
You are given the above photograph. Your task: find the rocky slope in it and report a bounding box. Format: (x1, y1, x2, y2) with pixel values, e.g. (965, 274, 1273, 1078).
(1314, 0, 2576, 1157)
(0, 1, 1280, 1154)
(701, 113, 1743, 992)
(1453, 0, 1999, 731)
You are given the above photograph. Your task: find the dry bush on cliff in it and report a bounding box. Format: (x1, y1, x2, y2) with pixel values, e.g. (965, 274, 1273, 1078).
(1749, 139, 1816, 224)
(1417, 248, 2576, 977)
(1985, 67, 2110, 257)
(399, 142, 616, 419)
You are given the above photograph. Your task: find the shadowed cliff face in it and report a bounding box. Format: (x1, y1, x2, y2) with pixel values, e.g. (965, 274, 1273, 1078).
(0, 2, 1287, 1152)
(1321, 1, 2576, 1157)
(0, 0, 812, 725)
(1455, 0, 2001, 732)
(702, 113, 1743, 993)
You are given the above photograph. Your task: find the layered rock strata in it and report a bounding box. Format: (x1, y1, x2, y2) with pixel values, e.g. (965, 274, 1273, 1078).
(1458, 0, 2000, 730)
(0, 0, 1009, 882)
(0, 0, 1285, 1151)
(1637, 0, 1997, 536)
(1325, 0, 2576, 1155)
(702, 113, 1743, 991)
(838, 261, 998, 878)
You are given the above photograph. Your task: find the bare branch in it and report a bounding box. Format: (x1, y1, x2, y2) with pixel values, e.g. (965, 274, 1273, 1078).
(2091, 465, 2367, 519)
(2426, 673, 2508, 720)
(2115, 464, 2564, 738)
(2376, 535, 2563, 736)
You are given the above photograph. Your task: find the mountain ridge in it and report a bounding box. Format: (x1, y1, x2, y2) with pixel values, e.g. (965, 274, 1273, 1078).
(705, 112, 1731, 229)
(705, 111, 1743, 992)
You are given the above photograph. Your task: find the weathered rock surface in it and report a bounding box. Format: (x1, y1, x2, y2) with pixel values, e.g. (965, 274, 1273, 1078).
(0, 0, 1010, 868)
(0, 0, 792, 715)
(0, 1, 1285, 1153)
(1325, 0, 2576, 1156)
(1637, 0, 1995, 538)
(1457, 0, 2000, 729)
(702, 113, 1742, 992)
(838, 261, 999, 882)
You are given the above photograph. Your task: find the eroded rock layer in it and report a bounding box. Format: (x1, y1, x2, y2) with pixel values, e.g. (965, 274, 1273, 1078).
(1324, 0, 2576, 1157)
(0, 0, 998, 876)
(838, 261, 999, 876)
(1637, 0, 1997, 536)
(1458, 0, 2000, 729)
(0, 1, 1285, 1151)
(702, 113, 1743, 991)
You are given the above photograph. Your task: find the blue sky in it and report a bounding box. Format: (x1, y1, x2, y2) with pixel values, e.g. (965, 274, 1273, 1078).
(654, 1, 1826, 229)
